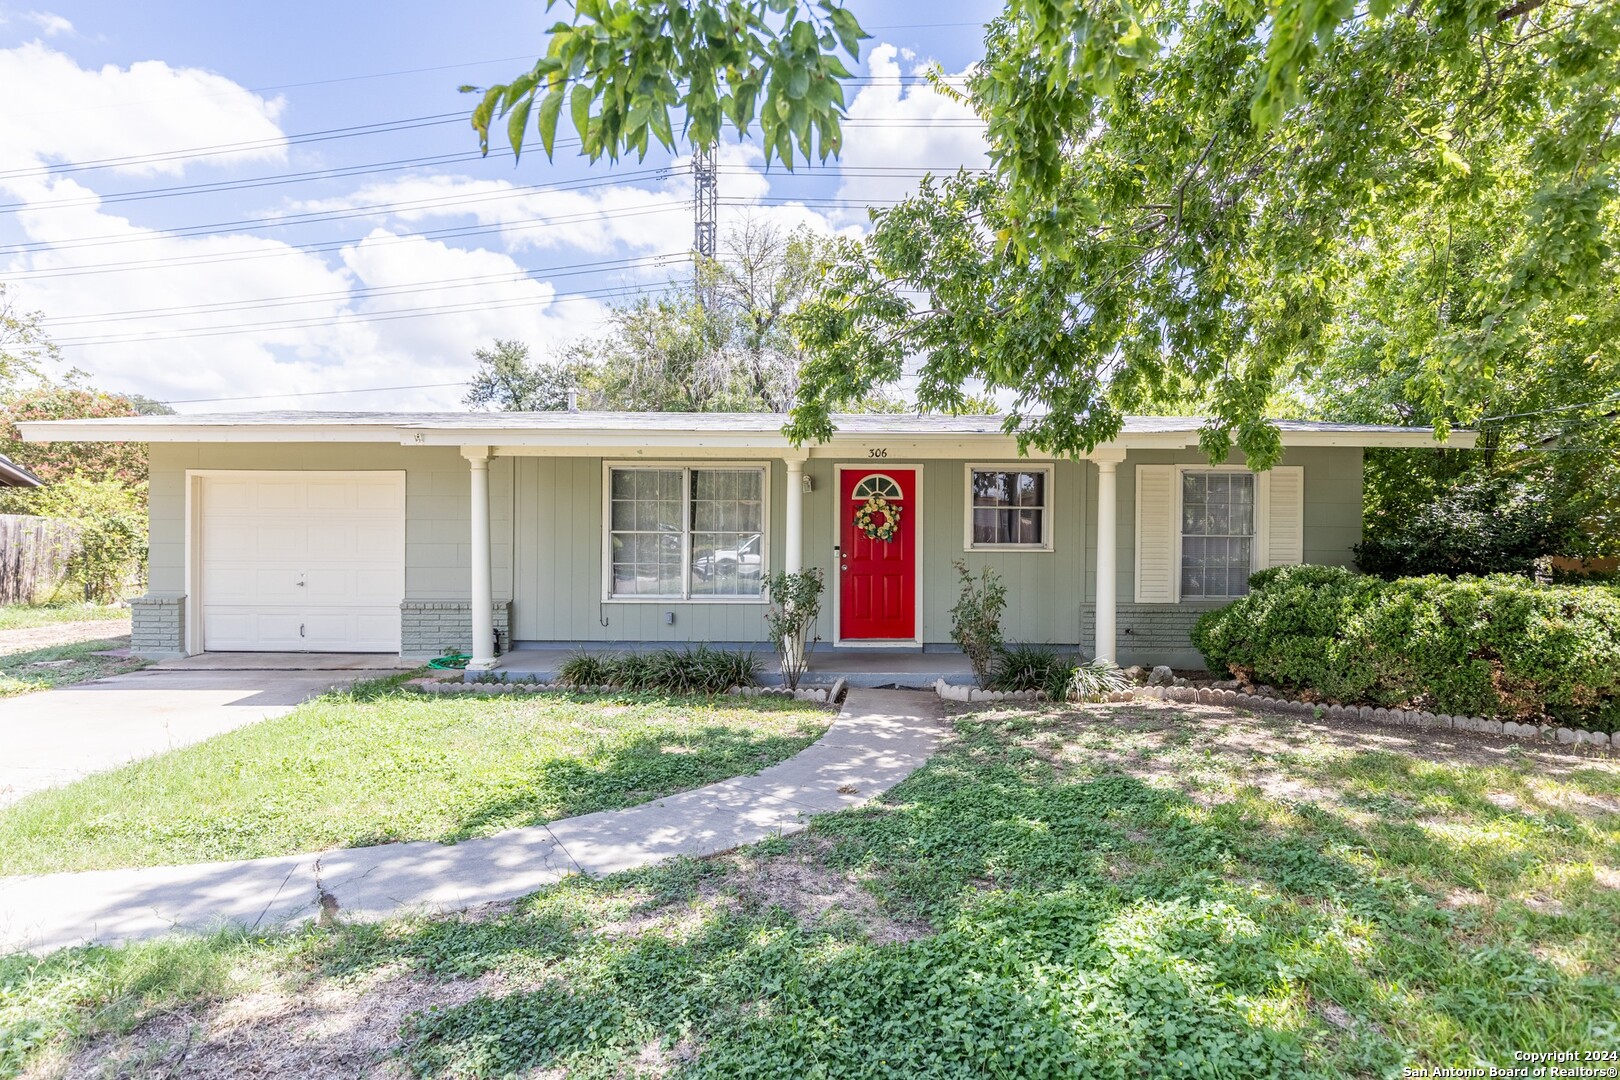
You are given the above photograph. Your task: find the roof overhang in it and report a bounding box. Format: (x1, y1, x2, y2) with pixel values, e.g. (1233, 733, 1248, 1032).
(0, 454, 42, 488)
(17, 413, 1479, 455)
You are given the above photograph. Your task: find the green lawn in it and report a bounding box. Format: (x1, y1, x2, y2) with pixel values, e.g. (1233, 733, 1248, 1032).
(4, 700, 1617, 1078)
(0, 637, 144, 698)
(0, 680, 831, 875)
(0, 603, 128, 632)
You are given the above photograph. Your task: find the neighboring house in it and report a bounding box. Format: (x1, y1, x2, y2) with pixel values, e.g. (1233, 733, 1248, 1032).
(19, 411, 1472, 670)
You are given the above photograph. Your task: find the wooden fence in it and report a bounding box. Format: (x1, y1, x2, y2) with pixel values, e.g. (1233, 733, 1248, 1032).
(0, 514, 80, 604)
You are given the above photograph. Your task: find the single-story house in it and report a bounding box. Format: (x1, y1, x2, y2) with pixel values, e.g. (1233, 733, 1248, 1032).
(20, 411, 1473, 674)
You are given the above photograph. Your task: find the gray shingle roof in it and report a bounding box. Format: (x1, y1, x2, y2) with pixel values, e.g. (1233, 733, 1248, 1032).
(19, 409, 1441, 437)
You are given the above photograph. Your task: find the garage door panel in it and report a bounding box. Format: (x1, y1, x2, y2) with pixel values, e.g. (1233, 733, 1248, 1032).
(354, 569, 403, 602)
(306, 523, 357, 557)
(200, 473, 404, 653)
(306, 481, 354, 511)
(204, 482, 254, 511)
(355, 523, 401, 559)
(356, 480, 402, 511)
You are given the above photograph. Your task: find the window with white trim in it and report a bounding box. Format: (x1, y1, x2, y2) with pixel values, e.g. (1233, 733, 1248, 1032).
(967, 467, 1050, 548)
(1180, 471, 1255, 599)
(607, 466, 766, 599)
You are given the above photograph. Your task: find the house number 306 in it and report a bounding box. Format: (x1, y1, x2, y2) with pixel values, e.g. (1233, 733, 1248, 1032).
(867, 448, 888, 458)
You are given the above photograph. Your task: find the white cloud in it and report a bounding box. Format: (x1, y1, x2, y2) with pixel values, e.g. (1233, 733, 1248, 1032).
(831, 43, 988, 219)
(0, 45, 613, 410)
(0, 42, 286, 178)
(19, 10, 72, 35)
(0, 41, 957, 414)
(283, 141, 861, 262)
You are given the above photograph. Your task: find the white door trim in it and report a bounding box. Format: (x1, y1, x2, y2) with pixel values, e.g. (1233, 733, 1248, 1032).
(184, 469, 407, 655)
(831, 462, 925, 649)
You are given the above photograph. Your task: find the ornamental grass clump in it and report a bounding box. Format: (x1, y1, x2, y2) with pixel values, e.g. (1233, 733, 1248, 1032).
(990, 643, 1074, 700)
(1193, 565, 1620, 730)
(557, 646, 760, 695)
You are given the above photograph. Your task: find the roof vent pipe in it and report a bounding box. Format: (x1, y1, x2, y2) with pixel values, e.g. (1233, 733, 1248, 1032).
(566, 389, 579, 412)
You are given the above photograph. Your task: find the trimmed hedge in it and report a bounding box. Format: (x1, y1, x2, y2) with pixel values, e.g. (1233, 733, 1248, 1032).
(1192, 565, 1620, 731)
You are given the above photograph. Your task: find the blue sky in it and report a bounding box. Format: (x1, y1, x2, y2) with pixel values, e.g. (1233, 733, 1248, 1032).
(0, 1, 999, 411)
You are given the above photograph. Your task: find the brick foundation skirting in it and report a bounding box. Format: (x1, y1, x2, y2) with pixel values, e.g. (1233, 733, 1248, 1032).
(1079, 602, 1223, 664)
(130, 594, 185, 657)
(400, 600, 512, 659)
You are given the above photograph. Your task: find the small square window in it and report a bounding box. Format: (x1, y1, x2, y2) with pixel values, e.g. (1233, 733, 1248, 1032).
(967, 467, 1050, 548)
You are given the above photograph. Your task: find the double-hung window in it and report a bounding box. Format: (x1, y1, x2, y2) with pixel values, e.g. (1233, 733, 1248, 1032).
(1180, 471, 1255, 599)
(966, 466, 1051, 549)
(607, 466, 766, 600)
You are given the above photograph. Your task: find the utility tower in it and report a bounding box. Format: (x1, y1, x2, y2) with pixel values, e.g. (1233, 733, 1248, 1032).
(692, 142, 718, 306)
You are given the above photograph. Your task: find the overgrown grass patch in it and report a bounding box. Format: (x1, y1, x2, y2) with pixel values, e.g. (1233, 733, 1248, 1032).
(0, 684, 830, 874)
(0, 603, 129, 633)
(4, 700, 1617, 1077)
(0, 636, 144, 698)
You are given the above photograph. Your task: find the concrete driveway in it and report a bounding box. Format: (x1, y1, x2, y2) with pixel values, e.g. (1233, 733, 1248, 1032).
(0, 654, 415, 807)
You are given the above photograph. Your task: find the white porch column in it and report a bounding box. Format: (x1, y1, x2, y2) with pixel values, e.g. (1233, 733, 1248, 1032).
(1093, 455, 1121, 663)
(465, 446, 496, 671)
(784, 458, 805, 576)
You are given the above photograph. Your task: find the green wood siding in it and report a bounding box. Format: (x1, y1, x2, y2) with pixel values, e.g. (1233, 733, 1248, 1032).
(143, 441, 1364, 655)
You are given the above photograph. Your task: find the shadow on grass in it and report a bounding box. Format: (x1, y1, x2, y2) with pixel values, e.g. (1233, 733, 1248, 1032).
(440, 724, 826, 842)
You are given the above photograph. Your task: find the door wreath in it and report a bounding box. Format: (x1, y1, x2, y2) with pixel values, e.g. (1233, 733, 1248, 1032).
(853, 495, 901, 542)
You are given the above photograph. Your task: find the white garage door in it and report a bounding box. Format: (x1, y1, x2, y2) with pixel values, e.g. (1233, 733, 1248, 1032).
(199, 472, 405, 652)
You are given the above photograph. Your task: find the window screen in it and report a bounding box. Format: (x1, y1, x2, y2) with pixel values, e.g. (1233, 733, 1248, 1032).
(969, 469, 1048, 547)
(1180, 472, 1255, 599)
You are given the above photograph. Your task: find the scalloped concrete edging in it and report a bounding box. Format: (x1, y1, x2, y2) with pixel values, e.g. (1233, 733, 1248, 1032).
(411, 677, 847, 705)
(932, 680, 1046, 704)
(1109, 684, 1613, 751)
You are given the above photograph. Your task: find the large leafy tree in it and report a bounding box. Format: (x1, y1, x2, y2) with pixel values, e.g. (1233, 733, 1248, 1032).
(1302, 186, 1620, 562)
(472, 223, 832, 412)
(465, 339, 585, 411)
(477, 0, 1619, 469)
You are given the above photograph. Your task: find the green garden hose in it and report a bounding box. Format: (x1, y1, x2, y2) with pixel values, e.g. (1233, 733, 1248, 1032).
(427, 652, 471, 670)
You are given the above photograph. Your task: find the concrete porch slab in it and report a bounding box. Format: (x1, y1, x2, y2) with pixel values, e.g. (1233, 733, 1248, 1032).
(157, 652, 419, 671)
(483, 647, 977, 689)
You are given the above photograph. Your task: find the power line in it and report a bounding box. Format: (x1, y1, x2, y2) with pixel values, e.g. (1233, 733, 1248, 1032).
(1479, 393, 1620, 423)
(50, 281, 669, 347)
(5, 165, 686, 252)
(0, 112, 470, 182)
(0, 148, 527, 214)
(44, 252, 683, 327)
(4, 203, 690, 280)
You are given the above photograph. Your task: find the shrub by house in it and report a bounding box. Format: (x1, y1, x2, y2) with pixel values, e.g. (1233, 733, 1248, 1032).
(1192, 565, 1620, 731)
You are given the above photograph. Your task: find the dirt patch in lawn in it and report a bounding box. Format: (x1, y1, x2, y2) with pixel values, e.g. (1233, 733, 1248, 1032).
(716, 839, 933, 945)
(0, 619, 132, 656)
(46, 966, 508, 1080)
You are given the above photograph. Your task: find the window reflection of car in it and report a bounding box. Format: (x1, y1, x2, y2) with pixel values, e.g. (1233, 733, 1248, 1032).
(693, 534, 763, 581)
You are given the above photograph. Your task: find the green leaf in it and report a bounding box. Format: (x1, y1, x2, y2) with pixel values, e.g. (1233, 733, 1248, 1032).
(570, 82, 594, 138)
(537, 87, 565, 158)
(506, 93, 533, 159)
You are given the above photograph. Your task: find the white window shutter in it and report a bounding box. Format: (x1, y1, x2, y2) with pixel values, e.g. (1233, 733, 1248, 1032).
(1134, 465, 1177, 603)
(1261, 466, 1305, 567)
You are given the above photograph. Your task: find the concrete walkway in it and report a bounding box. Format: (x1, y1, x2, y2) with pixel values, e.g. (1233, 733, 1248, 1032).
(0, 654, 415, 807)
(0, 689, 946, 955)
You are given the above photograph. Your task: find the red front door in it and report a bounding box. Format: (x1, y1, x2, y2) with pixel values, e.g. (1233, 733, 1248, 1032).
(840, 469, 916, 641)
